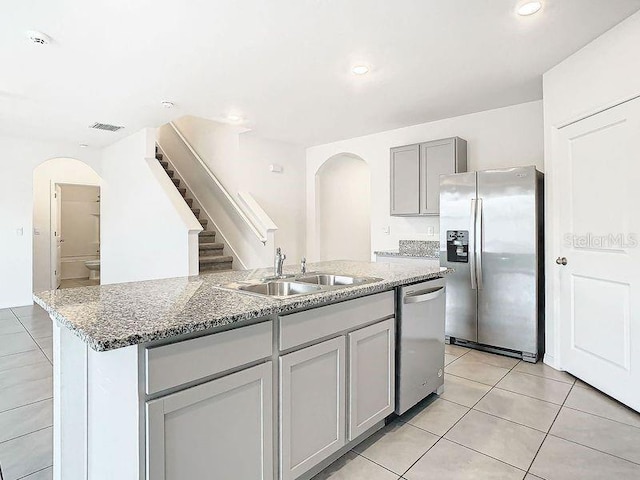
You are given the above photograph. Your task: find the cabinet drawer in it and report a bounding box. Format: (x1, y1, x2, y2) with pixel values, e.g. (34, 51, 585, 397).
(279, 291, 394, 351)
(145, 321, 272, 395)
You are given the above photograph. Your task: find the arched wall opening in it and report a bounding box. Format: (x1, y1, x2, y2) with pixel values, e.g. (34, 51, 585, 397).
(315, 153, 371, 261)
(33, 158, 102, 292)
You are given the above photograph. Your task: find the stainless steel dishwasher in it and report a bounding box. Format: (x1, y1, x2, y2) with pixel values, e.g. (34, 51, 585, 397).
(395, 277, 446, 415)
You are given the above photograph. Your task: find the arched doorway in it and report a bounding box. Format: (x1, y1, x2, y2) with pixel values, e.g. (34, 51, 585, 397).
(315, 153, 371, 261)
(33, 158, 101, 291)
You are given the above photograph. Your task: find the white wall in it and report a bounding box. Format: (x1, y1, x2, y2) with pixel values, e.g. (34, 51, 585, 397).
(306, 101, 544, 262)
(166, 116, 306, 267)
(316, 154, 371, 261)
(542, 11, 640, 368)
(100, 128, 200, 285)
(33, 159, 101, 290)
(0, 136, 101, 308)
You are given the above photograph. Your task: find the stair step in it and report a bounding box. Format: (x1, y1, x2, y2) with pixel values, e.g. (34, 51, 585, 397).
(178, 187, 186, 197)
(166, 169, 174, 178)
(199, 219, 208, 228)
(199, 242, 224, 253)
(172, 178, 181, 187)
(160, 161, 169, 170)
(185, 198, 194, 208)
(199, 255, 233, 272)
(191, 208, 201, 218)
(156, 153, 163, 161)
(199, 231, 216, 243)
(200, 262, 233, 272)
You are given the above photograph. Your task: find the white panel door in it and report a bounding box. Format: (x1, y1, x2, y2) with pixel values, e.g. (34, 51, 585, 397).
(556, 97, 640, 412)
(348, 318, 395, 440)
(280, 336, 346, 480)
(146, 362, 273, 480)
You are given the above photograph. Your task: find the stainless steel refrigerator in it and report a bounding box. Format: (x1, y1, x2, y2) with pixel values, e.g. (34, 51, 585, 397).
(439, 166, 544, 362)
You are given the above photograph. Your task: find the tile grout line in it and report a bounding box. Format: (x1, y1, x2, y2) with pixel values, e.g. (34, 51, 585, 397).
(445, 370, 572, 407)
(524, 378, 575, 476)
(0, 396, 54, 416)
(560, 404, 640, 431)
(15, 464, 53, 480)
(545, 431, 640, 468)
(398, 353, 523, 478)
(0, 424, 53, 447)
(15, 317, 53, 367)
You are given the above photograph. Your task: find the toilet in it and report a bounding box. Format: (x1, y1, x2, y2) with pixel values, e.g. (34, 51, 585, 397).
(85, 260, 101, 280)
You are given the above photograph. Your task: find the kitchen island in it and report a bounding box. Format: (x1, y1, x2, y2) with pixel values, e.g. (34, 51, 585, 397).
(34, 260, 450, 480)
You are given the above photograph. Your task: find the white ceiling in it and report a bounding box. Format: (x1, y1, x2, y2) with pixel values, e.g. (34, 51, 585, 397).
(2, 0, 640, 148)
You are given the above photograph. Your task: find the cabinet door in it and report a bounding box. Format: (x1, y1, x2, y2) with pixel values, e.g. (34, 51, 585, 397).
(420, 138, 456, 215)
(390, 144, 420, 215)
(280, 337, 346, 480)
(146, 362, 273, 480)
(348, 318, 395, 440)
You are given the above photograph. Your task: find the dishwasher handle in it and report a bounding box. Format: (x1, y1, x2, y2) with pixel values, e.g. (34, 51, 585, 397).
(403, 286, 445, 304)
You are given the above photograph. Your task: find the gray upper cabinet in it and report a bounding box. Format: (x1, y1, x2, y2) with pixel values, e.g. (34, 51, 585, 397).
(390, 144, 420, 215)
(146, 362, 273, 480)
(391, 137, 467, 216)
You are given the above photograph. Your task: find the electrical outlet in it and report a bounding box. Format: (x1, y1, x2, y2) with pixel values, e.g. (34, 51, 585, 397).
(427, 226, 435, 236)
(382, 226, 390, 235)
(16, 227, 23, 236)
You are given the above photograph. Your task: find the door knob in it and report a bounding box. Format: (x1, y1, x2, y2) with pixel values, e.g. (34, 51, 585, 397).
(556, 257, 567, 266)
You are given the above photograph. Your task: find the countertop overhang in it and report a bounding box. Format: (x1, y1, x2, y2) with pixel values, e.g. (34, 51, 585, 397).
(33, 260, 451, 352)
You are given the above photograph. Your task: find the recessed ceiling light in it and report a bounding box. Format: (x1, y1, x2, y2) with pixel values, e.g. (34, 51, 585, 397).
(226, 114, 243, 123)
(25, 30, 52, 45)
(79, 143, 88, 148)
(351, 65, 370, 75)
(161, 101, 174, 109)
(517, 1, 542, 16)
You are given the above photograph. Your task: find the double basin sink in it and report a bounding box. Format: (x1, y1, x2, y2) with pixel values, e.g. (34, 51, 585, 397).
(219, 273, 382, 299)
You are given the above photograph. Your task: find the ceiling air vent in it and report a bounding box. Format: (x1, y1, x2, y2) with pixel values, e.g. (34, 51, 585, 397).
(89, 122, 124, 132)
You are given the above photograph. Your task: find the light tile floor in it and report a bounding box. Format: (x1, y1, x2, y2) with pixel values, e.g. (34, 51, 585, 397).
(314, 343, 640, 480)
(2, 307, 640, 480)
(58, 278, 99, 289)
(0, 304, 53, 480)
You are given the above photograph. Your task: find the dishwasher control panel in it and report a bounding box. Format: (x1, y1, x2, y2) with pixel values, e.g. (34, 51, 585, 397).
(446, 230, 469, 263)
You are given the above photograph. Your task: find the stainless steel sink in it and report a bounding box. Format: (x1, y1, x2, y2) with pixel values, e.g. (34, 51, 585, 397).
(296, 274, 381, 286)
(237, 281, 322, 297)
(218, 272, 382, 299)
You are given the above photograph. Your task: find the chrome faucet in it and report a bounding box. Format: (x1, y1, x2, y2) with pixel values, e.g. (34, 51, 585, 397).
(274, 247, 286, 278)
(300, 257, 307, 274)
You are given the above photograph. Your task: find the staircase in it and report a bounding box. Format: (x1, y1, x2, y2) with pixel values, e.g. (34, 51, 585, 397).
(155, 147, 233, 272)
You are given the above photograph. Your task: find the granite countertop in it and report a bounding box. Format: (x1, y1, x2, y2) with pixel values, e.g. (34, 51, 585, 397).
(34, 260, 450, 352)
(374, 250, 440, 258)
(375, 240, 440, 259)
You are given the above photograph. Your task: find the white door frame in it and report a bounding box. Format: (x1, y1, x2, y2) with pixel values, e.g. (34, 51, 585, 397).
(546, 91, 640, 372)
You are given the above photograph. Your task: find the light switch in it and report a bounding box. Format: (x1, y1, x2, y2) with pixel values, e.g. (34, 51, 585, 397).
(16, 227, 23, 236)
(382, 226, 390, 234)
(34, 227, 41, 235)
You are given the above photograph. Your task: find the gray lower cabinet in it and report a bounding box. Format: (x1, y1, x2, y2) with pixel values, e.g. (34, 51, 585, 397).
(146, 362, 273, 480)
(391, 137, 467, 216)
(348, 318, 395, 440)
(280, 337, 346, 480)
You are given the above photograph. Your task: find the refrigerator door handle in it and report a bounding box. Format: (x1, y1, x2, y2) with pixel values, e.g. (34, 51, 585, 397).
(476, 198, 484, 290)
(470, 199, 478, 290)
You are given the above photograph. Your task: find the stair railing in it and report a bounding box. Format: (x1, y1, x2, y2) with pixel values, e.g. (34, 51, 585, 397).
(168, 121, 277, 245)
